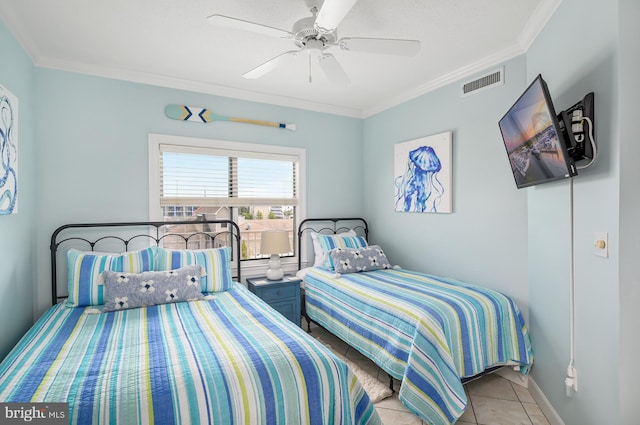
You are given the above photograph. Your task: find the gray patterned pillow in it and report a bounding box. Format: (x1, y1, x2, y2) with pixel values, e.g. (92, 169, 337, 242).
(102, 265, 206, 312)
(329, 245, 392, 274)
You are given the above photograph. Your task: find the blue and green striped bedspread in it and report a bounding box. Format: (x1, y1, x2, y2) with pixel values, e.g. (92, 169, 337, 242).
(0, 283, 381, 425)
(304, 268, 533, 425)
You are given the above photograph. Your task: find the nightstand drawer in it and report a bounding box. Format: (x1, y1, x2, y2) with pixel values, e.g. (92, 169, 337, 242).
(247, 276, 302, 326)
(259, 283, 298, 302)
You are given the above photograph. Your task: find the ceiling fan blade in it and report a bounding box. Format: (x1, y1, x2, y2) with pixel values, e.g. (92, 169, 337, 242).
(207, 14, 292, 39)
(314, 0, 358, 34)
(243, 50, 301, 79)
(338, 37, 421, 56)
(317, 53, 350, 85)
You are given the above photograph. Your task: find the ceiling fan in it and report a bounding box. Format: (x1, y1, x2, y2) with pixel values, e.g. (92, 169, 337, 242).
(207, 0, 420, 84)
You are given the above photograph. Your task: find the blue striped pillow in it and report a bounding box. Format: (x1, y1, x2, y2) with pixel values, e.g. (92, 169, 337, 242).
(66, 247, 157, 307)
(156, 247, 233, 293)
(114, 247, 157, 273)
(315, 234, 368, 270)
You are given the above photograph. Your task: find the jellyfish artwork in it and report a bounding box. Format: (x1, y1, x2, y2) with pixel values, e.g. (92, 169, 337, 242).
(0, 93, 18, 215)
(395, 145, 445, 213)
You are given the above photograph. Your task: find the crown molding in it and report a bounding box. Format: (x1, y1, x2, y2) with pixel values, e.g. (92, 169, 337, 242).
(0, 4, 362, 117)
(2, 0, 561, 120)
(362, 43, 526, 118)
(518, 0, 562, 50)
(361, 0, 561, 118)
(33, 56, 364, 118)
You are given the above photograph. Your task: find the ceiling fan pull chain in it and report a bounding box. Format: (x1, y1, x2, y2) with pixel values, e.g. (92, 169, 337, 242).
(308, 53, 312, 83)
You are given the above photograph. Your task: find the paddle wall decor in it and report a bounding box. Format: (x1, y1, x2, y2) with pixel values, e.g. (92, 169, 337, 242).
(165, 104, 296, 131)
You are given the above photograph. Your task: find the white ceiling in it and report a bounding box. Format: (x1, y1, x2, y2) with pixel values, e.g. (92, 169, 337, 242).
(0, 0, 560, 118)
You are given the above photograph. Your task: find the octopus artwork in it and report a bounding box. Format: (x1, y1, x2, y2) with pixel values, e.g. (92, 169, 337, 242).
(394, 132, 452, 213)
(0, 86, 18, 215)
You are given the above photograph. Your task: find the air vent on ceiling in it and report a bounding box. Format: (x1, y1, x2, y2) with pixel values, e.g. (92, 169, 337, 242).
(461, 68, 504, 97)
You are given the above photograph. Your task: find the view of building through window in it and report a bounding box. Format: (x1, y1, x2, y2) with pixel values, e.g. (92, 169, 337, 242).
(161, 205, 295, 260)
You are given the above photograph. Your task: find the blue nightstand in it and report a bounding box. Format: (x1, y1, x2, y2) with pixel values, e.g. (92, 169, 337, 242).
(247, 276, 301, 326)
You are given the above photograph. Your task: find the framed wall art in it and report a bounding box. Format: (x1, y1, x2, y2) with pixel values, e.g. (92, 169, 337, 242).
(0, 84, 18, 215)
(394, 131, 452, 213)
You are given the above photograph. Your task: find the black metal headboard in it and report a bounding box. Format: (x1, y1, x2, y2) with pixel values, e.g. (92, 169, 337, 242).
(297, 217, 368, 270)
(50, 220, 241, 305)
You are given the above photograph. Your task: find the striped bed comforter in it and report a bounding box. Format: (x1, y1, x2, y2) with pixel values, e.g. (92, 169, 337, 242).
(0, 283, 381, 425)
(304, 268, 533, 425)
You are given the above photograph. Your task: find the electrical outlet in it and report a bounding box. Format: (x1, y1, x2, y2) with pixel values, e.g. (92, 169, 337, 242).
(594, 232, 608, 258)
(565, 366, 578, 396)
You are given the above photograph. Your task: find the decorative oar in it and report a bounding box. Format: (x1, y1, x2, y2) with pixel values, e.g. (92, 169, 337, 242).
(165, 104, 296, 131)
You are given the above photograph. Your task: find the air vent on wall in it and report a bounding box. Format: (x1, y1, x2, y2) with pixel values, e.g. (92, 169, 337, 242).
(461, 68, 504, 97)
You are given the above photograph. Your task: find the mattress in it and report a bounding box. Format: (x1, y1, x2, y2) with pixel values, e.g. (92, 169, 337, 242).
(0, 283, 381, 425)
(304, 267, 533, 425)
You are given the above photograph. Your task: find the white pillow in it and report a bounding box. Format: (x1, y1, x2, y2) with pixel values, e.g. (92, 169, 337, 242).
(296, 268, 311, 279)
(310, 230, 357, 267)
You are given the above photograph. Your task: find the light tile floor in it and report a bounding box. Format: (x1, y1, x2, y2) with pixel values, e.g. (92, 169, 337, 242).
(309, 323, 550, 425)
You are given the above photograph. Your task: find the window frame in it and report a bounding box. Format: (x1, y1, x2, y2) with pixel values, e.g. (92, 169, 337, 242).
(148, 133, 306, 276)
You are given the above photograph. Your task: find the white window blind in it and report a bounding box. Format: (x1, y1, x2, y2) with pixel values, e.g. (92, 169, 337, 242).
(159, 144, 298, 208)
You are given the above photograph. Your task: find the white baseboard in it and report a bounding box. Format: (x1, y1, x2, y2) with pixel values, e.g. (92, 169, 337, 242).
(528, 376, 565, 425)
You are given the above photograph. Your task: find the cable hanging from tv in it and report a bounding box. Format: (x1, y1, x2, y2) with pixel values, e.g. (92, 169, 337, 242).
(557, 91, 597, 170)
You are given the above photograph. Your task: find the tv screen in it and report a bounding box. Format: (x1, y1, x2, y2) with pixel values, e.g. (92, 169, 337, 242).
(499, 75, 577, 189)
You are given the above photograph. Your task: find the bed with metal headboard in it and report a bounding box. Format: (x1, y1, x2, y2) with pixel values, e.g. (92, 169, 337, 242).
(297, 218, 368, 330)
(297, 217, 368, 270)
(49, 219, 242, 305)
(0, 220, 381, 425)
(297, 217, 533, 425)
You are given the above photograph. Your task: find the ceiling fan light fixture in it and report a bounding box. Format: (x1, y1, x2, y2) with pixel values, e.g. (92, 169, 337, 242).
(209, 0, 421, 84)
(305, 38, 324, 53)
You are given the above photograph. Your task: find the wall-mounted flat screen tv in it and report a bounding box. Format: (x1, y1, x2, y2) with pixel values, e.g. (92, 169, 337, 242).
(499, 75, 577, 189)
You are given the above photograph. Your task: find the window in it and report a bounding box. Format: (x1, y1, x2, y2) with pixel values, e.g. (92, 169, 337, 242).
(148, 134, 305, 263)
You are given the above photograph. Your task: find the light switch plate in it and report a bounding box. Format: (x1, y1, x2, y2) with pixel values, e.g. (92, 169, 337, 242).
(594, 232, 608, 258)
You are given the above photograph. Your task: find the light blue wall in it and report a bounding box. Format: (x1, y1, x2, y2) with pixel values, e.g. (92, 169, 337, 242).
(527, 0, 621, 423)
(32, 69, 363, 316)
(0, 21, 36, 359)
(3, 3, 637, 422)
(364, 1, 633, 420)
(362, 57, 530, 314)
(618, 1, 640, 421)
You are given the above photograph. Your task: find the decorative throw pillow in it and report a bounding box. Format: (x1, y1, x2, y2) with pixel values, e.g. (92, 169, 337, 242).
(102, 265, 205, 312)
(330, 245, 392, 274)
(156, 246, 233, 293)
(66, 247, 157, 307)
(315, 234, 368, 270)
